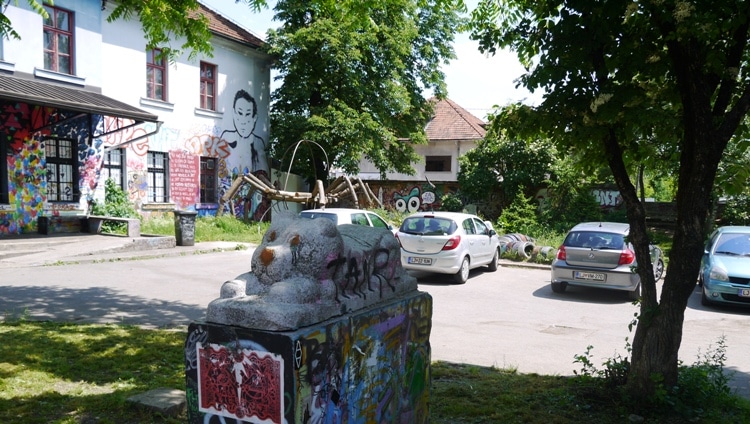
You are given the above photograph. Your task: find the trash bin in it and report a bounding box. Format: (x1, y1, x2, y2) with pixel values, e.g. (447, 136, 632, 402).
(174, 210, 198, 246)
(38, 216, 49, 235)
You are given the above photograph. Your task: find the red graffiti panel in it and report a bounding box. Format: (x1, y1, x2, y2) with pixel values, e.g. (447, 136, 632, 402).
(197, 343, 283, 423)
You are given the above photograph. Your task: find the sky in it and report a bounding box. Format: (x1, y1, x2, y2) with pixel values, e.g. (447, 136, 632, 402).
(202, 0, 542, 120)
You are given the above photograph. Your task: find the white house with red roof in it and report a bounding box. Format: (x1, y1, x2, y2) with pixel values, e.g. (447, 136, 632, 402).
(357, 98, 487, 213)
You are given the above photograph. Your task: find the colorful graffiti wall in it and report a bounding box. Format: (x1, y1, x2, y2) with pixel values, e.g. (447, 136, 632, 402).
(0, 101, 100, 235)
(185, 291, 432, 424)
(367, 181, 460, 213)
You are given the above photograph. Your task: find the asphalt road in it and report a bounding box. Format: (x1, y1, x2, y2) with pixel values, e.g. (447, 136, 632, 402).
(1, 250, 748, 398)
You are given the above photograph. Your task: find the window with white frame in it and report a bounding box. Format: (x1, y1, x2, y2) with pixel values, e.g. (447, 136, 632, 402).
(43, 5, 74, 74)
(45, 138, 77, 202)
(147, 151, 169, 203)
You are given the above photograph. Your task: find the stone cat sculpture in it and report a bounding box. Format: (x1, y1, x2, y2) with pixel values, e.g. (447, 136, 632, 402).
(206, 211, 417, 330)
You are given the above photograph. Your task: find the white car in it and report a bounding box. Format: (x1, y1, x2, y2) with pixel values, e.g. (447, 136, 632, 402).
(395, 212, 500, 284)
(299, 208, 395, 231)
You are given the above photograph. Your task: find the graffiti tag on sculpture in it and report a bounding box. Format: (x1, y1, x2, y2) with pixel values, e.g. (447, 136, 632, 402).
(206, 212, 418, 330)
(197, 343, 283, 423)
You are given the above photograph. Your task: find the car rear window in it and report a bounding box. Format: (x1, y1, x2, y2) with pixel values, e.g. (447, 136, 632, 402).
(400, 217, 457, 235)
(299, 212, 338, 225)
(564, 231, 624, 249)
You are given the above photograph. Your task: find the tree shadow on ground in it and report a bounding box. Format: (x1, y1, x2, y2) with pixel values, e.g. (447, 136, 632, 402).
(0, 285, 205, 328)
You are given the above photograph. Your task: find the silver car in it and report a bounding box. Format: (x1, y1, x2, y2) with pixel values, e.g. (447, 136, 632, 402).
(396, 212, 500, 284)
(551, 222, 664, 300)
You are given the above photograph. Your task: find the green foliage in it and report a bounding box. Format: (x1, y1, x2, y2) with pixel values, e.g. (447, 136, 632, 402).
(440, 192, 463, 212)
(266, 0, 464, 183)
(89, 179, 140, 234)
(497, 192, 540, 235)
(458, 133, 554, 208)
(541, 188, 603, 234)
(571, 337, 743, 421)
(721, 195, 750, 226)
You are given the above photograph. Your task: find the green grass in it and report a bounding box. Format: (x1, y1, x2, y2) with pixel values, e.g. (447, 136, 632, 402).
(141, 214, 269, 244)
(2, 321, 748, 423)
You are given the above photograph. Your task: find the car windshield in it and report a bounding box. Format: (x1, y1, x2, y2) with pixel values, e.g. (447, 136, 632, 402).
(400, 217, 457, 235)
(564, 231, 624, 249)
(713, 233, 750, 256)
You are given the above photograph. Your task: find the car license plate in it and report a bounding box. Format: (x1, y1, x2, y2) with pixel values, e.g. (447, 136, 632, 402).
(739, 288, 750, 298)
(408, 257, 432, 265)
(574, 271, 605, 281)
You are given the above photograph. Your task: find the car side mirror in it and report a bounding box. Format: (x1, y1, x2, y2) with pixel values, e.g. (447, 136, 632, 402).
(489, 229, 497, 237)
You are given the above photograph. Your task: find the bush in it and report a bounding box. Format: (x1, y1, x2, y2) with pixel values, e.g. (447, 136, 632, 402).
(497, 192, 542, 235)
(440, 192, 463, 212)
(721, 194, 750, 225)
(89, 179, 140, 233)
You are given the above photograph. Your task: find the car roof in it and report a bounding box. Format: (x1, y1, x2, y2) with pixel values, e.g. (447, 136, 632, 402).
(714, 226, 750, 234)
(568, 222, 630, 235)
(404, 211, 482, 221)
(301, 208, 376, 214)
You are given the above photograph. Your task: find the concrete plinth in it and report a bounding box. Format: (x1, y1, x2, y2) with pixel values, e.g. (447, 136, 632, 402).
(185, 290, 432, 424)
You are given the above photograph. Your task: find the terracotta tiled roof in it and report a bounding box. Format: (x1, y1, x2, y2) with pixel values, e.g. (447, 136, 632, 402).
(425, 98, 486, 141)
(193, 2, 265, 49)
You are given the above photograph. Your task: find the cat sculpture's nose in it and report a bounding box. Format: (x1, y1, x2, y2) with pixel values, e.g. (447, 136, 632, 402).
(260, 247, 274, 266)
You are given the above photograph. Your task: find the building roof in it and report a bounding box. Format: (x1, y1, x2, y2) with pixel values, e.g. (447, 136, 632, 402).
(0, 74, 159, 124)
(425, 98, 486, 141)
(195, 2, 265, 49)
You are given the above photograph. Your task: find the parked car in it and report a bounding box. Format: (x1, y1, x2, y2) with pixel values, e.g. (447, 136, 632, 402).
(699, 226, 750, 308)
(299, 208, 395, 231)
(395, 212, 500, 284)
(550, 222, 665, 300)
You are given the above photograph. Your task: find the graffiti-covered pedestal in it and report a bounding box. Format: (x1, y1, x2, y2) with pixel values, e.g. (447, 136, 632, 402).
(185, 290, 432, 423)
(185, 212, 432, 423)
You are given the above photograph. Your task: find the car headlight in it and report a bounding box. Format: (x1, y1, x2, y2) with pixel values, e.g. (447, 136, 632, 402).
(709, 266, 729, 282)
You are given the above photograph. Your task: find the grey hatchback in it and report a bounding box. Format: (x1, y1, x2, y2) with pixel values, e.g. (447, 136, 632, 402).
(550, 222, 664, 300)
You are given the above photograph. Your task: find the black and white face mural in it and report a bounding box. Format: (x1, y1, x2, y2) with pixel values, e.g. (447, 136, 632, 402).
(220, 89, 268, 174)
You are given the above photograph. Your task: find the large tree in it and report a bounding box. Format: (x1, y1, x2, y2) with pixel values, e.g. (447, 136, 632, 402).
(265, 0, 464, 185)
(469, 0, 750, 401)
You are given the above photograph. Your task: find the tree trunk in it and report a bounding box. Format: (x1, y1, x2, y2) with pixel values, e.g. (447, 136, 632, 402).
(622, 34, 734, 397)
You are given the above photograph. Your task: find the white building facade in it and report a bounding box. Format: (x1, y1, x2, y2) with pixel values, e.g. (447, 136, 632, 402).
(0, 0, 272, 235)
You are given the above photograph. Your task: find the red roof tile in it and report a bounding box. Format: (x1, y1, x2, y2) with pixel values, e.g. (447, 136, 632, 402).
(425, 98, 486, 141)
(193, 2, 265, 49)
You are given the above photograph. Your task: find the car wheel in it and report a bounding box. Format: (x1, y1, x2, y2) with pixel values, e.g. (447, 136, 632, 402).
(453, 257, 470, 284)
(654, 259, 665, 281)
(487, 249, 499, 272)
(701, 288, 714, 307)
(551, 281, 567, 293)
(628, 283, 641, 301)
(697, 272, 704, 287)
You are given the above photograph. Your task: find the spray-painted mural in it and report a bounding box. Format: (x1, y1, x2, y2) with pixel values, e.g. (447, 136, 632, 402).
(367, 181, 460, 213)
(185, 292, 432, 424)
(0, 101, 108, 235)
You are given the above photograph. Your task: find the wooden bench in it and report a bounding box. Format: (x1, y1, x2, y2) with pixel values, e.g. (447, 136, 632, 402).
(87, 215, 141, 237)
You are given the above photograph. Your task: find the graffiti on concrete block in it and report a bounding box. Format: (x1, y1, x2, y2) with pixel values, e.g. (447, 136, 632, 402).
(197, 342, 284, 423)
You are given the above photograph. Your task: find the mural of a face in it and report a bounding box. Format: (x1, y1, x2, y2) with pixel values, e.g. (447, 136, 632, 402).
(394, 187, 422, 213)
(233, 94, 257, 138)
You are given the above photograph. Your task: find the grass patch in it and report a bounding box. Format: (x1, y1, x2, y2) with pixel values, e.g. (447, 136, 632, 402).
(141, 215, 269, 245)
(2, 322, 748, 423)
